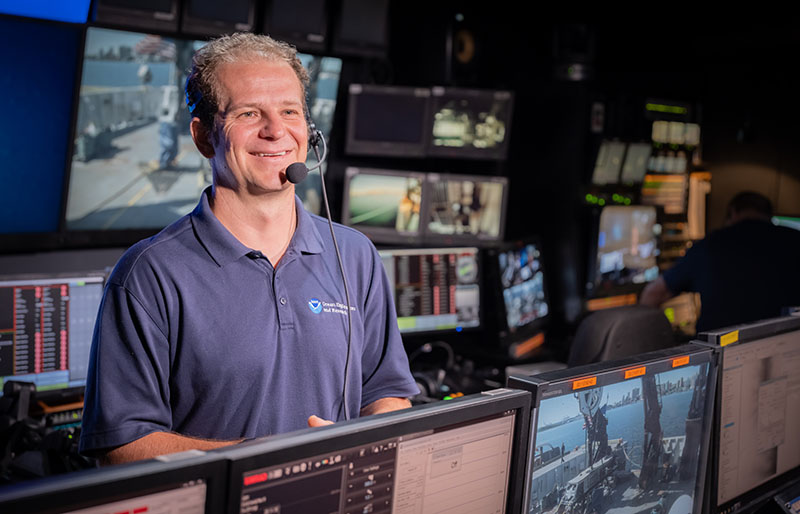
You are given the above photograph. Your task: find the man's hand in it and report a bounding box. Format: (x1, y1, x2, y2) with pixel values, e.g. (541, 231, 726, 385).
(307, 398, 411, 428)
(307, 415, 334, 427)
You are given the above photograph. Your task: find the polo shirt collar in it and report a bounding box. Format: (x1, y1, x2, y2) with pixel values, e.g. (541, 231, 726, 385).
(190, 187, 324, 267)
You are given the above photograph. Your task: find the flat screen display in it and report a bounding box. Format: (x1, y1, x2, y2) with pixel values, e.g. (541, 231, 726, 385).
(379, 247, 480, 334)
(425, 173, 507, 243)
(498, 241, 548, 333)
(64, 27, 342, 232)
(591, 141, 625, 185)
(509, 345, 717, 514)
(428, 87, 514, 160)
(620, 143, 652, 184)
(0, 273, 105, 398)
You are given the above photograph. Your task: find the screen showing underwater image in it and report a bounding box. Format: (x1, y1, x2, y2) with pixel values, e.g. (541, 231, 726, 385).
(499, 243, 548, 332)
(65, 27, 342, 230)
(530, 361, 712, 514)
(594, 206, 659, 291)
(345, 168, 424, 237)
(426, 175, 506, 240)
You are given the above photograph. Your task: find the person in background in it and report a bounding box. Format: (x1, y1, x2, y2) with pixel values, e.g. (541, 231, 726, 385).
(640, 191, 800, 333)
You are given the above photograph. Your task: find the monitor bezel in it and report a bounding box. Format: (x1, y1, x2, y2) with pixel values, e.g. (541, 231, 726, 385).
(0, 270, 108, 403)
(696, 316, 800, 514)
(620, 142, 653, 185)
(261, 0, 329, 54)
(179, 0, 256, 38)
(345, 83, 432, 158)
(423, 172, 509, 247)
(0, 451, 228, 512)
(376, 245, 483, 337)
(341, 166, 428, 246)
(92, 0, 179, 33)
(484, 236, 551, 351)
(426, 86, 515, 161)
(590, 139, 626, 186)
(508, 343, 719, 514)
(220, 388, 531, 514)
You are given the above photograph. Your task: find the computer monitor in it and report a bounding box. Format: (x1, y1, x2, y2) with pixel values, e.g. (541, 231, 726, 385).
(220, 388, 531, 514)
(378, 247, 481, 335)
(341, 167, 426, 245)
(586, 205, 660, 300)
(697, 316, 800, 514)
(508, 343, 718, 514)
(63, 27, 342, 242)
(0, 451, 227, 513)
(92, 0, 179, 32)
(484, 238, 550, 359)
(331, 0, 390, 58)
(345, 84, 432, 158)
(180, 0, 255, 37)
(427, 87, 514, 160)
(0, 272, 106, 402)
(591, 141, 626, 186)
(620, 143, 653, 184)
(425, 173, 508, 246)
(262, 0, 329, 53)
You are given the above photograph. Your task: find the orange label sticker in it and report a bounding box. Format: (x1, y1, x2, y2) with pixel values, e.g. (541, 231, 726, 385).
(625, 367, 646, 379)
(672, 356, 690, 368)
(573, 377, 597, 390)
(720, 330, 739, 347)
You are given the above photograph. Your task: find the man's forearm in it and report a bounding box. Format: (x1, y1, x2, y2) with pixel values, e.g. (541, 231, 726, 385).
(101, 431, 243, 466)
(360, 396, 412, 417)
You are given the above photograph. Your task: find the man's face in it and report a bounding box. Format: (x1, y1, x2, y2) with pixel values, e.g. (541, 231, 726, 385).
(201, 59, 308, 195)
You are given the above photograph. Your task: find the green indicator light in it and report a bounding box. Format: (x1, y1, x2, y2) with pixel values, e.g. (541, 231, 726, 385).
(664, 307, 676, 324)
(624, 198, 631, 205)
(646, 103, 688, 115)
(598, 199, 605, 206)
(585, 194, 592, 202)
(443, 396, 453, 401)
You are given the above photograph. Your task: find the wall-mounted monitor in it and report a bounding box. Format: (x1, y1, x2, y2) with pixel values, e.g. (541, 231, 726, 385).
(586, 205, 660, 299)
(62, 27, 342, 246)
(220, 388, 531, 514)
(508, 343, 718, 514)
(378, 247, 480, 335)
(620, 142, 652, 184)
(331, 0, 390, 57)
(0, 16, 81, 243)
(262, 0, 328, 54)
(180, 0, 255, 38)
(485, 238, 550, 354)
(0, 272, 106, 403)
(341, 167, 426, 245)
(92, 0, 179, 33)
(427, 87, 514, 160)
(345, 84, 431, 158)
(591, 140, 625, 185)
(0, 451, 227, 512)
(697, 316, 800, 514)
(425, 173, 508, 245)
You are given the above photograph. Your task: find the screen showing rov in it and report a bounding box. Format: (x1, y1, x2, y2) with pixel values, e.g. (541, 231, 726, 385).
(593, 205, 659, 291)
(0, 274, 104, 395)
(716, 331, 800, 506)
(239, 410, 516, 514)
(62, 480, 206, 514)
(498, 242, 548, 332)
(379, 247, 480, 334)
(529, 361, 712, 514)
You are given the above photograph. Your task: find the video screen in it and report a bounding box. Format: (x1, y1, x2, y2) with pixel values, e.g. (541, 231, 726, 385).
(64, 27, 342, 231)
(591, 141, 625, 185)
(379, 247, 480, 334)
(62, 480, 206, 514)
(0, 274, 105, 396)
(530, 361, 712, 514)
(344, 168, 424, 241)
(773, 215, 800, 231)
(620, 143, 652, 184)
(498, 243, 548, 332)
(428, 87, 514, 160)
(716, 330, 800, 507)
(426, 174, 507, 241)
(346, 84, 431, 157)
(593, 206, 660, 291)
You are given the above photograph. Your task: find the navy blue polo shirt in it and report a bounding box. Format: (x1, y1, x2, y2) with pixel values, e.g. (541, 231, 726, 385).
(663, 219, 800, 332)
(79, 189, 419, 453)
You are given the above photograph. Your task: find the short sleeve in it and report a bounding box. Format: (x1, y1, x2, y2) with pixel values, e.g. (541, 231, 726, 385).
(79, 283, 173, 454)
(358, 247, 420, 409)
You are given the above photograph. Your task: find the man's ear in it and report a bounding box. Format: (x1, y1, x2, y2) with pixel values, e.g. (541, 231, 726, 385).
(190, 117, 215, 158)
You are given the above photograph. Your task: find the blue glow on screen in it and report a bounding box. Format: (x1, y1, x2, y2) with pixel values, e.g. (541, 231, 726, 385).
(0, 17, 81, 233)
(0, 0, 91, 23)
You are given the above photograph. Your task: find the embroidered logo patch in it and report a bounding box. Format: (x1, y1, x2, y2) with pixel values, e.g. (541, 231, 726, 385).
(308, 298, 323, 314)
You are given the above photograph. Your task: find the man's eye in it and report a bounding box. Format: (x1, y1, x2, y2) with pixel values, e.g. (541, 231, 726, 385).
(240, 111, 257, 118)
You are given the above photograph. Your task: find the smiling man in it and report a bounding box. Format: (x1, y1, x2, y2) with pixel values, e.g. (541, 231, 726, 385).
(79, 33, 418, 465)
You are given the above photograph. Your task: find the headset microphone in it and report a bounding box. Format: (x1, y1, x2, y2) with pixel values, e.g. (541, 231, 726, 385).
(290, 129, 353, 421)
